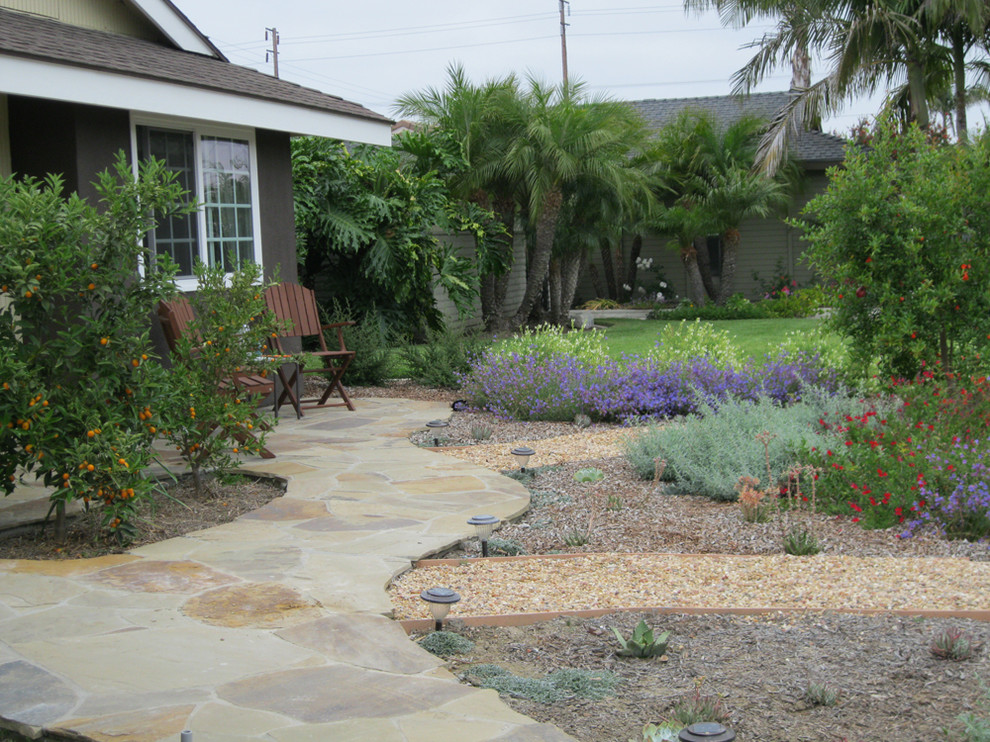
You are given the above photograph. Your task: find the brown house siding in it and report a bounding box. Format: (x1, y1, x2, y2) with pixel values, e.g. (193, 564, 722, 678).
(255, 128, 298, 286)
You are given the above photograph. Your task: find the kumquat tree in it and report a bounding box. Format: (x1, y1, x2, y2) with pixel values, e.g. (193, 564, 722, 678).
(0, 154, 186, 543)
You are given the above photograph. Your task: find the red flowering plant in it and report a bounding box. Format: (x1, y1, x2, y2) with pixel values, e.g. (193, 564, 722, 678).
(804, 372, 990, 531)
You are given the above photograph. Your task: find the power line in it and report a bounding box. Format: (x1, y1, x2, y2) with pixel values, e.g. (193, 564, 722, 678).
(290, 34, 557, 63)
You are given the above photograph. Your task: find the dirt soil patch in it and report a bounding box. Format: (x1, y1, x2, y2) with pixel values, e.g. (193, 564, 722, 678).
(422, 610, 990, 742)
(0, 475, 284, 560)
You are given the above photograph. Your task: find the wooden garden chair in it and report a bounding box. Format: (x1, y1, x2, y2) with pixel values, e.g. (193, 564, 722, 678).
(263, 282, 356, 414)
(157, 297, 276, 458)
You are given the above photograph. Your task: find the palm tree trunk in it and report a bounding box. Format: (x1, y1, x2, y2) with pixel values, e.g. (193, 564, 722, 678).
(681, 242, 707, 307)
(559, 251, 585, 324)
(510, 192, 562, 330)
(951, 27, 968, 143)
(548, 258, 563, 325)
(906, 57, 931, 130)
(695, 236, 717, 301)
(599, 238, 617, 299)
(716, 229, 741, 305)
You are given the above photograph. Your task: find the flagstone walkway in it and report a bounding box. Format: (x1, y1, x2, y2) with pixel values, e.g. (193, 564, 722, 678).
(0, 398, 574, 742)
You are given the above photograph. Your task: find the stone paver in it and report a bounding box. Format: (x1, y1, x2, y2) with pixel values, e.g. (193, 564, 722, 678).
(0, 398, 567, 741)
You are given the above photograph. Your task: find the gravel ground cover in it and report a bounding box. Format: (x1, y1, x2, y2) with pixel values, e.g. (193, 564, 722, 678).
(386, 390, 990, 742)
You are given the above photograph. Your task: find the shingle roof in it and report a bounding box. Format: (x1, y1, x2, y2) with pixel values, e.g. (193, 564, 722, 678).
(0, 7, 390, 126)
(628, 92, 847, 165)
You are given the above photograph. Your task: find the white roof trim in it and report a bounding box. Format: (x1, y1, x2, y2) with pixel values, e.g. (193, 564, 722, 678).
(128, 0, 219, 57)
(0, 56, 392, 145)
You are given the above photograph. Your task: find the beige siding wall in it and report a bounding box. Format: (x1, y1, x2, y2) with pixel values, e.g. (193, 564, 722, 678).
(575, 170, 833, 305)
(434, 229, 528, 333)
(0, 0, 159, 38)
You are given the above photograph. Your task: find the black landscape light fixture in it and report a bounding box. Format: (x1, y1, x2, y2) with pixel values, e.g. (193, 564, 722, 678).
(678, 722, 736, 742)
(510, 446, 536, 472)
(467, 514, 500, 557)
(425, 419, 449, 447)
(420, 587, 461, 632)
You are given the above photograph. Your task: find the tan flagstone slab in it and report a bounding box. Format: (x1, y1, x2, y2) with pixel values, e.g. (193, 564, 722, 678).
(298, 530, 456, 561)
(246, 461, 323, 477)
(396, 710, 511, 742)
(182, 582, 323, 629)
(181, 544, 303, 581)
(240, 498, 329, 522)
(67, 588, 185, 613)
(186, 701, 297, 736)
(178, 519, 287, 544)
(268, 717, 400, 742)
(0, 604, 132, 644)
(293, 515, 423, 533)
(0, 554, 138, 577)
(276, 614, 442, 675)
(217, 664, 473, 724)
(0, 573, 86, 609)
(72, 687, 209, 718)
(17, 625, 317, 693)
(489, 724, 579, 741)
(297, 554, 408, 614)
(0, 659, 79, 727)
(85, 560, 238, 594)
(55, 704, 195, 742)
(392, 475, 491, 495)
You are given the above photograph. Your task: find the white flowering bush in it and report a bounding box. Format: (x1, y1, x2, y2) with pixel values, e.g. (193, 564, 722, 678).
(489, 323, 610, 367)
(648, 319, 742, 369)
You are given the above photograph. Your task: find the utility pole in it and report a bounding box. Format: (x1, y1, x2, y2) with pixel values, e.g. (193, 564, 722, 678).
(265, 27, 280, 79)
(559, 0, 569, 86)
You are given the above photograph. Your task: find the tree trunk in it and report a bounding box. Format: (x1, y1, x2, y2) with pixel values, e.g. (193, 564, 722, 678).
(906, 57, 931, 130)
(510, 191, 563, 330)
(599, 239, 617, 299)
(695, 236, 717, 301)
(790, 42, 811, 90)
(548, 258, 563, 325)
(558, 251, 585, 325)
(716, 229, 742, 305)
(624, 234, 643, 300)
(951, 28, 968, 143)
(588, 262, 605, 299)
(54, 501, 66, 544)
(680, 242, 707, 307)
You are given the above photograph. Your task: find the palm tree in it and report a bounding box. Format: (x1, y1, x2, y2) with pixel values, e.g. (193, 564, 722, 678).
(395, 65, 523, 332)
(687, 0, 989, 171)
(500, 78, 649, 330)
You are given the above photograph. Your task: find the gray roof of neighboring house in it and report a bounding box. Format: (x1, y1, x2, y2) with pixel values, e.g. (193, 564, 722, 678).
(0, 7, 391, 125)
(629, 91, 847, 165)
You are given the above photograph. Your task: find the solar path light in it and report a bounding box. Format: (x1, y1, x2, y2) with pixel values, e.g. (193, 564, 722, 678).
(678, 722, 736, 742)
(425, 419, 449, 447)
(467, 514, 500, 557)
(510, 446, 536, 472)
(420, 587, 461, 632)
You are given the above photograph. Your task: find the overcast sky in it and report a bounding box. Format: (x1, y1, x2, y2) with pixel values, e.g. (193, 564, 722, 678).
(180, 1, 973, 136)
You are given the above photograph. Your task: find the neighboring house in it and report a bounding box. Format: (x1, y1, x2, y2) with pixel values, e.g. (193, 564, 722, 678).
(0, 0, 392, 301)
(576, 91, 848, 305)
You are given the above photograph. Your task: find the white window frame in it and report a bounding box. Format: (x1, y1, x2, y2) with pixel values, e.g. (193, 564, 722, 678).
(129, 113, 264, 292)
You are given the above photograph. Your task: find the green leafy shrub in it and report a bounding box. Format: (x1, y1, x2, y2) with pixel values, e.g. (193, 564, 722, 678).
(419, 630, 475, 656)
(0, 155, 187, 541)
(796, 121, 990, 380)
(491, 323, 611, 368)
(761, 286, 831, 319)
(612, 619, 670, 658)
(159, 260, 284, 493)
(647, 320, 742, 369)
(652, 299, 770, 321)
(401, 327, 489, 389)
(636, 723, 682, 742)
(622, 390, 841, 500)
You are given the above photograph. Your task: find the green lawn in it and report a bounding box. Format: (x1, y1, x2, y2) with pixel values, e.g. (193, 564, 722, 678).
(595, 317, 833, 361)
